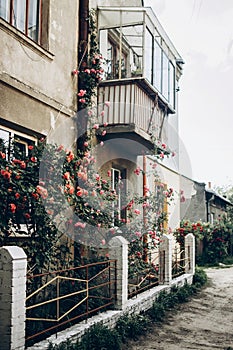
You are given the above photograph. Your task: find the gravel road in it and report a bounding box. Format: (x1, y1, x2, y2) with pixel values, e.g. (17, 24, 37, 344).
(126, 267, 233, 350)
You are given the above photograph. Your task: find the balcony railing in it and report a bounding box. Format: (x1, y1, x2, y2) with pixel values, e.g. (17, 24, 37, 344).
(98, 77, 170, 149)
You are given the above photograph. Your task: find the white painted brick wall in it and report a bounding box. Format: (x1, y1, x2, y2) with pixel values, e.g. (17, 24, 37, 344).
(0, 234, 195, 350)
(0, 246, 27, 350)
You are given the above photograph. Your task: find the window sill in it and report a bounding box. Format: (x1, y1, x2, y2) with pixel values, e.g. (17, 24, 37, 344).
(0, 18, 54, 60)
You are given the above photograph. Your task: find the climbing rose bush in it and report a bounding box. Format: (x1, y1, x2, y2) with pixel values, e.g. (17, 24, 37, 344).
(174, 218, 233, 264)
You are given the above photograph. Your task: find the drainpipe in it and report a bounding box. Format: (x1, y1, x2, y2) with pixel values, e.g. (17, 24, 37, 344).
(78, 0, 89, 75)
(77, 0, 89, 149)
(78, 0, 89, 260)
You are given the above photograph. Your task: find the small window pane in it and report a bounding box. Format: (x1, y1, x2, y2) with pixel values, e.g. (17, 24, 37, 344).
(14, 134, 34, 158)
(28, 0, 39, 41)
(0, 128, 10, 157)
(0, 0, 10, 21)
(145, 28, 153, 84)
(13, 0, 26, 33)
(169, 62, 175, 108)
(112, 168, 121, 222)
(162, 52, 169, 100)
(14, 139, 27, 158)
(153, 40, 162, 92)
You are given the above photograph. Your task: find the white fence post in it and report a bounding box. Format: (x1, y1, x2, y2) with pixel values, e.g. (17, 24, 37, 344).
(159, 234, 172, 284)
(109, 236, 128, 310)
(0, 246, 27, 350)
(185, 233, 195, 274)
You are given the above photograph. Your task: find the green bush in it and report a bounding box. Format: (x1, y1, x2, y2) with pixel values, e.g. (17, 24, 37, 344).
(48, 324, 121, 350)
(116, 314, 150, 342)
(148, 302, 165, 322)
(77, 324, 121, 350)
(193, 267, 207, 287)
(47, 339, 76, 350)
(175, 284, 192, 303)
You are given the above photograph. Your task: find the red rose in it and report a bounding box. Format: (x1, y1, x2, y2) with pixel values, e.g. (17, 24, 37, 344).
(9, 203, 16, 213)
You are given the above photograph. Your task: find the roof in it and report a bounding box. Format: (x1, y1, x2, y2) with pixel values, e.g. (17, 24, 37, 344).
(206, 188, 233, 206)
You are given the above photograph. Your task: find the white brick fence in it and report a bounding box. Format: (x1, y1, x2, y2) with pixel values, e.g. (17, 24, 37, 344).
(0, 234, 195, 349)
(0, 246, 27, 350)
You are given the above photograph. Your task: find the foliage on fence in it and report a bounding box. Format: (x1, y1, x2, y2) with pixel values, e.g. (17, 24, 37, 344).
(174, 217, 233, 264)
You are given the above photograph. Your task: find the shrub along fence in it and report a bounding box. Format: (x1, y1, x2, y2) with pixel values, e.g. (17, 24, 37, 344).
(0, 234, 195, 349)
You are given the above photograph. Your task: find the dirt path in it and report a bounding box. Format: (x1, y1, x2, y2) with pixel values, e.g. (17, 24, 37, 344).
(126, 267, 233, 350)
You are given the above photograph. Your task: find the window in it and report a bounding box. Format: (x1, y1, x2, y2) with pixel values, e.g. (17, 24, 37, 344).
(162, 52, 169, 101)
(153, 40, 162, 91)
(0, 0, 42, 44)
(111, 167, 127, 224)
(210, 213, 215, 224)
(107, 39, 117, 80)
(0, 125, 36, 160)
(145, 28, 153, 82)
(144, 28, 175, 108)
(0, 126, 37, 233)
(106, 36, 128, 80)
(0, 128, 10, 158)
(168, 61, 175, 108)
(154, 182, 168, 230)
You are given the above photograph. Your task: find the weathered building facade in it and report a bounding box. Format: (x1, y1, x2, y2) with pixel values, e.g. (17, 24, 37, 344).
(1, 0, 185, 237)
(0, 0, 79, 150)
(91, 1, 184, 230)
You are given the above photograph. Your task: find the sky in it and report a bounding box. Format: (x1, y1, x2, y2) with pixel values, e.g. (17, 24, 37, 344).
(144, 0, 233, 188)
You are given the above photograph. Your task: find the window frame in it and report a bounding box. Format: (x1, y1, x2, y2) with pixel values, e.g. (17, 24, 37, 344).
(0, 125, 37, 160)
(154, 182, 168, 230)
(0, 0, 43, 45)
(0, 125, 37, 235)
(111, 166, 127, 224)
(106, 30, 130, 80)
(144, 26, 176, 109)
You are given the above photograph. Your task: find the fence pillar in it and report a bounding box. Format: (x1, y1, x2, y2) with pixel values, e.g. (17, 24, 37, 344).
(0, 246, 27, 350)
(109, 236, 128, 310)
(185, 233, 195, 274)
(159, 234, 172, 284)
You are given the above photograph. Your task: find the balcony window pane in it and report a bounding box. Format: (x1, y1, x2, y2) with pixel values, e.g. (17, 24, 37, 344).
(153, 40, 162, 92)
(169, 61, 175, 108)
(162, 52, 169, 100)
(28, 0, 39, 41)
(145, 28, 153, 84)
(0, 128, 10, 158)
(13, 0, 26, 33)
(0, 0, 9, 21)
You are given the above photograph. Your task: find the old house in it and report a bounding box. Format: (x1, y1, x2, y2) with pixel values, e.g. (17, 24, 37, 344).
(0, 0, 185, 239)
(0, 2, 198, 347)
(180, 176, 232, 223)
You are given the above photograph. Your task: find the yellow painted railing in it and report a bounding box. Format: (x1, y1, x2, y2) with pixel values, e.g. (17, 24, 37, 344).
(26, 260, 117, 345)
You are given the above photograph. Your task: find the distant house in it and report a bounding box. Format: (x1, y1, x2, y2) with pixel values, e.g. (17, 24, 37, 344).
(205, 184, 232, 223)
(180, 176, 232, 223)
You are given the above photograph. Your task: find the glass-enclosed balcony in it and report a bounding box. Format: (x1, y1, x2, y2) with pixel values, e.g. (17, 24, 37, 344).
(98, 6, 184, 112)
